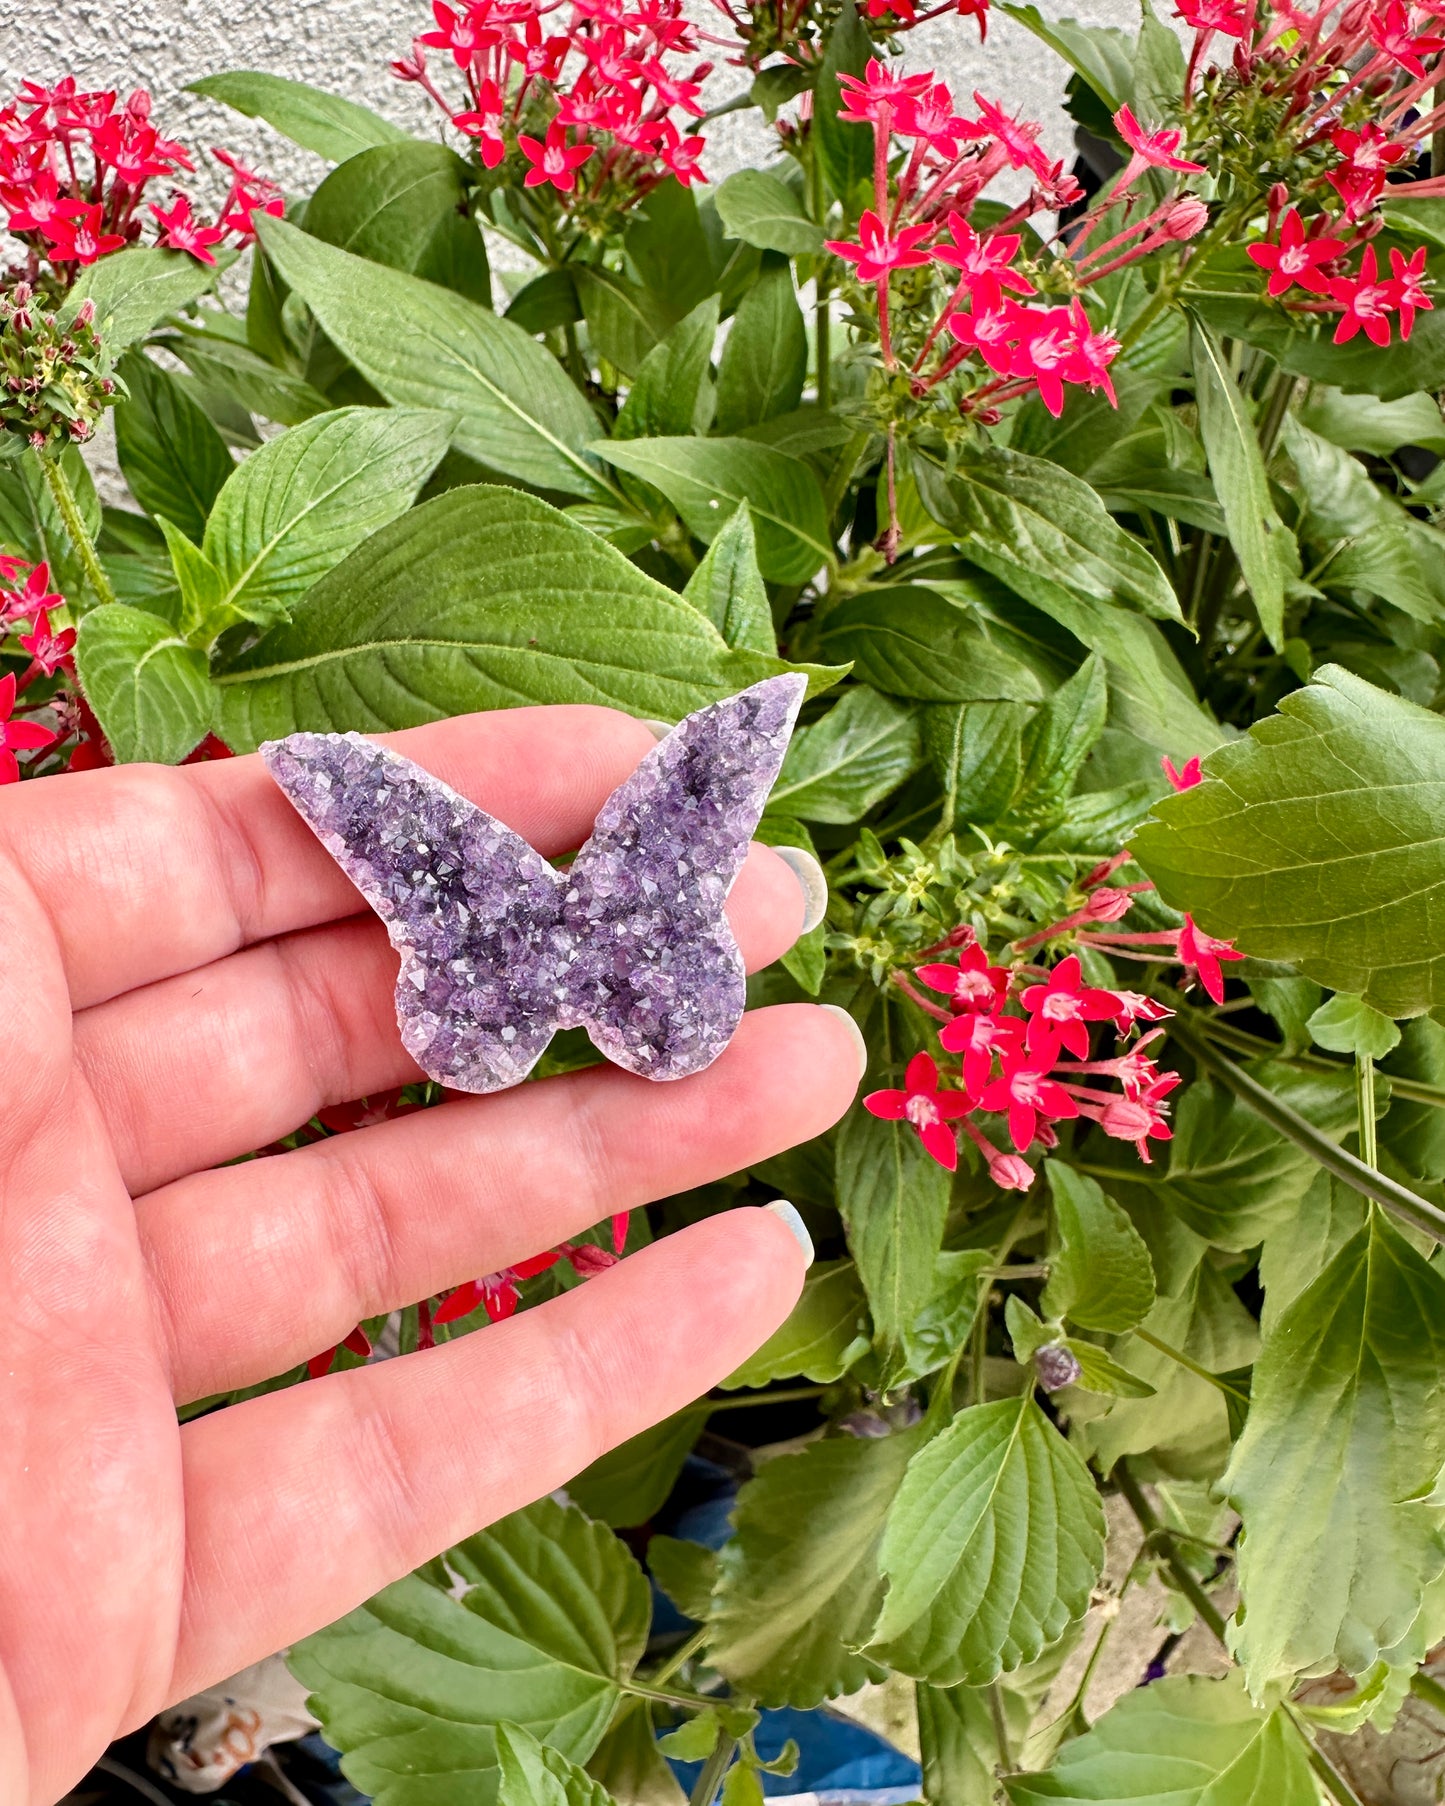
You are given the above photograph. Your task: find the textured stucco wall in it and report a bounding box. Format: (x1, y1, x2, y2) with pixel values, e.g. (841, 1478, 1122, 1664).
(1, 0, 1139, 201)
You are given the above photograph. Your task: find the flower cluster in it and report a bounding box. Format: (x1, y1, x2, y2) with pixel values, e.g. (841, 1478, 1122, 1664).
(394, 0, 715, 222)
(1176, 0, 1442, 344)
(0, 77, 281, 288)
(0, 555, 71, 782)
(865, 760, 1243, 1189)
(0, 287, 114, 450)
(820, 66, 1216, 424)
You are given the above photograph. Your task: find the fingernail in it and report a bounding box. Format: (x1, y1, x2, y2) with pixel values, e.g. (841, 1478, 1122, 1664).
(772, 844, 828, 935)
(641, 718, 673, 740)
(818, 1003, 868, 1081)
(765, 1199, 814, 1267)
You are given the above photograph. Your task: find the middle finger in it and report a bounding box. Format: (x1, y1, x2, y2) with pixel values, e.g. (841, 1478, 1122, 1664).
(76, 841, 815, 1195)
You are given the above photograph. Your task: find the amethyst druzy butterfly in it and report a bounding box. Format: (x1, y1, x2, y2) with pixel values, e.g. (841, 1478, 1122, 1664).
(262, 674, 807, 1093)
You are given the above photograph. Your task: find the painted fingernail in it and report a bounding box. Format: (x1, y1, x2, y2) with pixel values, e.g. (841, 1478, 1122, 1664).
(771, 844, 828, 935)
(641, 718, 673, 740)
(818, 1003, 868, 1081)
(765, 1199, 814, 1267)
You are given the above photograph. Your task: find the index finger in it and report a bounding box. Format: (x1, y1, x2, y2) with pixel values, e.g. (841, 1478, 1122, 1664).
(3, 706, 658, 1010)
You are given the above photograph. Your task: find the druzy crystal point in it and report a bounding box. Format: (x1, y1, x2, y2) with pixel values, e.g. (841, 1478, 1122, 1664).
(261, 674, 807, 1092)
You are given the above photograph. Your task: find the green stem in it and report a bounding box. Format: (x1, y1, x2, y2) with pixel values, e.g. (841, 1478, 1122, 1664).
(812, 152, 832, 413)
(970, 1205, 1031, 1409)
(1195, 1017, 1445, 1109)
(1282, 1705, 1367, 1806)
(1170, 1017, 1445, 1244)
(38, 452, 116, 608)
(1115, 1462, 1228, 1642)
(988, 1681, 1012, 1770)
(708, 1385, 826, 1411)
(1132, 1328, 1249, 1403)
(649, 1626, 709, 1689)
(688, 1733, 738, 1806)
(1409, 1670, 1445, 1717)
(1256, 370, 1300, 459)
(1357, 1053, 1378, 1170)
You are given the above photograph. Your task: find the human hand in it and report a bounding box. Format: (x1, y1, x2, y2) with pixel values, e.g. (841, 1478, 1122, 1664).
(0, 705, 863, 1805)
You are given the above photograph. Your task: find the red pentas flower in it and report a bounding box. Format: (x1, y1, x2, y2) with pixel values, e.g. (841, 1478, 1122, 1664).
(1021, 954, 1122, 1061)
(0, 559, 63, 625)
(837, 59, 933, 126)
(826, 210, 934, 282)
(917, 944, 1011, 1013)
(1368, 0, 1445, 77)
(149, 193, 226, 264)
(0, 672, 58, 783)
(435, 1251, 563, 1325)
(978, 1061, 1081, 1153)
(1114, 104, 1206, 178)
(1327, 123, 1408, 217)
(1175, 0, 1250, 34)
(1331, 244, 1396, 345)
(938, 1008, 1025, 1097)
(518, 122, 595, 191)
(1246, 208, 1346, 297)
(1162, 754, 1203, 791)
(17, 608, 76, 676)
(933, 212, 1034, 295)
(1388, 247, 1432, 337)
(1178, 914, 1245, 1004)
(864, 1051, 973, 1171)
(307, 1323, 374, 1381)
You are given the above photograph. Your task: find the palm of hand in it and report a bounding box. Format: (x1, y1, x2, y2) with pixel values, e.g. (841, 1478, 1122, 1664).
(0, 705, 857, 1805)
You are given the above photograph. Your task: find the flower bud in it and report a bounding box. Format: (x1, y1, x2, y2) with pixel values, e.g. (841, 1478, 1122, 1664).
(1034, 1342, 1083, 1392)
(1082, 885, 1134, 922)
(989, 1153, 1035, 1192)
(1162, 196, 1209, 241)
(74, 298, 95, 327)
(1100, 1096, 1154, 1141)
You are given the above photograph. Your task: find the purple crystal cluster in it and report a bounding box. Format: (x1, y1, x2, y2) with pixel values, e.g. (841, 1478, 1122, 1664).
(261, 674, 807, 1092)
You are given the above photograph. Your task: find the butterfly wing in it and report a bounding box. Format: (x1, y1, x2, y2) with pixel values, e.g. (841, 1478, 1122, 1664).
(561, 674, 808, 1080)
(262, 732, 566, 1093)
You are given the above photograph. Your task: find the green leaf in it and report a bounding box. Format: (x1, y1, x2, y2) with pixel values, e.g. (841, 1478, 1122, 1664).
(595, 438, 831, 584)
(870, 1394, 1106, 1685)
(302, 141, 490, 303)
(1307, 992, 1402, 1059)
(113, 350, 234, 544)
(681, 504, 774, 656)
(157, 514, 228, 636)
(257, 214, 614, 502)
(923, 700, 1030, 827)
(573, 266, 670, 378)
(916, 444, 1183, 625)
(61, 246, 220, 351)
(1257, 1170, 1366, 1339)
(714, 170, 824, 256)
(1078, 1239, 1259, 1482)
(1224, 1210, 1445, 1691)
(74, 604, 213, 764)
(1041, 1161, 1155, 1333)
(1248, 971, 1324, 1055)
(163, 325, 331, 426)
(647, 1535, 719, 1623)
(0, 444, 100, 600)
(497, 1724, 618, 1806)
(290, 1497, 649, 1806)
(1131, 665, 1445, 1017)
(889, 1249, 992, 1386)
(615, 295, 719, 444)
(1005, 1674, 1318, 1806)
(212, 485, 811, 745)
(720, 1765, 765, 1806)
(1155, 1065, 1356, 1251)
(1302, 385, 1445, 458)
(1133, 0, 1187, 125)
(836, 1099, 951, 1348)
(999, 4, 1135, 111)
(506, 268, 583, 335)
(818, 586, 1047, 705)
(770, 685, 923, 823)
(715, 257, 807, 435)
(1066, 1339, 1157, 1398)
(709, 1425, 926, 1706)
(201, 405, 450, 629)
(814, 0, 873, 202)
(566, 1406, 709, 1528)
(587, 1708, 685, 1806)
(189, 70, 409, 163)
(721, 1259, 870, 1387)
(657, 1714, 722, 1762)
(1190, 317, 1297, 649)
(624, 179, 718, 324)
(1014, 654, 1107, 819)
